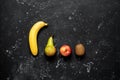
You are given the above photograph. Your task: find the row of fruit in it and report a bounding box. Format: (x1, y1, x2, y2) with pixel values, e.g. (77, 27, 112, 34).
(29, 21, 85, 57)
(45, 36, 85, 57)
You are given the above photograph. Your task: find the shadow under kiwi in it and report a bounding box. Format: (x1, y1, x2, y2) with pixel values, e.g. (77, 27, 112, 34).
(75, 52, 86, 61)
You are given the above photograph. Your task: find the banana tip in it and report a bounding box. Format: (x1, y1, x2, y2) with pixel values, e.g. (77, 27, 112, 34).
(45, 23, 48, 26)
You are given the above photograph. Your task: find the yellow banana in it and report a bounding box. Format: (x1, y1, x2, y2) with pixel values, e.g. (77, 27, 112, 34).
(29, 21, 48, 56)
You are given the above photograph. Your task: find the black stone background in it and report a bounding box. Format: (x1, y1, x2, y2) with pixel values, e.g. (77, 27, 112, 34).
(0, 0, 120, 80)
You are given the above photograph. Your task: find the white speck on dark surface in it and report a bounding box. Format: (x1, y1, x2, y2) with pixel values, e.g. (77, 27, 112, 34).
(79, 70, 82, 74)
(97, 22, 103, 30)
(5, 49, 13, 57)
(68, 16, 72, 20)
(26, 12, 29, 15)
(95, 67, 98, 70)
(60, 75, 66, 80)
(6, 77, 10, 80)
(18, 20, 22, 23)
(72, 12, 75, 15)
(56, 59, 62, 68)
(86, 40, 92, 45)
(16, 30, 19, 34)
(71, 10, 76, 15)
(73, 27, 76, 32)
(32, 5, 35, 7)
(79, 13, 82, 16)
(16, 0, 25, 4)
(83, 62, 94, 73)
(95, 50, 99, 54)
(70, 63, 76, 68)
(6, 50, 9, 53)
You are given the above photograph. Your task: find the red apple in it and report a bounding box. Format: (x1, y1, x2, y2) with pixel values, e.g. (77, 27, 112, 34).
(60, 44, 72, 57)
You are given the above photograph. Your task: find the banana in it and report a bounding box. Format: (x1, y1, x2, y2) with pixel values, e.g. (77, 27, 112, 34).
(29, 21, 48, 56)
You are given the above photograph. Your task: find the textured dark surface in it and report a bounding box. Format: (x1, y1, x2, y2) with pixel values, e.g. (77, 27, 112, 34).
(0, 0, 120, 80)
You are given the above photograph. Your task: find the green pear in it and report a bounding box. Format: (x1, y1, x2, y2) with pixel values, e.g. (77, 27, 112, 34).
(45, 36, 56, 56)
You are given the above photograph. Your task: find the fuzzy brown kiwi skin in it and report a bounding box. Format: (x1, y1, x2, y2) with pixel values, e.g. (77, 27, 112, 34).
(75, 43, 85, 56)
